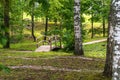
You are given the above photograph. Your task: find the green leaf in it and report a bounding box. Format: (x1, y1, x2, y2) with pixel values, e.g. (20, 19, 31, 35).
(0, 64, 10, 73)
(1, 37, 7, 46)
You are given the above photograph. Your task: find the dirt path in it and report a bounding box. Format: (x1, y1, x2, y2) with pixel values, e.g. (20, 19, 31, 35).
(9, 65, 103, 73)
(83, 39, 107, 45)
(7, 56, 105, 62)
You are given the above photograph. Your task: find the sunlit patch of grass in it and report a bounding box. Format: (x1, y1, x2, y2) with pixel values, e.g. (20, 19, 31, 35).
(11, 42, 36, 51)
(0, 51, 72, 58)
(84, 22, 102, 29)
(0, 45, 2, 48)
(84, 41, 107, 58)
(83, 37, 107, 42)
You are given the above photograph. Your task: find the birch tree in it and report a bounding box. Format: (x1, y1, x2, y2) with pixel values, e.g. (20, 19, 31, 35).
(74, 0, 84, 55)
(111, 0, 120, 80)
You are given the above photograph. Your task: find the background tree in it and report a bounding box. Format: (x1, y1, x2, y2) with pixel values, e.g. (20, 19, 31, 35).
(24, 0, 49, 41)
(30, 1, 37, 42)
(24, 0, 37, 42)
(10, 0, 25, 43)
(100, 0, 110, 37)
(3, 0, 10, 48)
(0, 3, 7, 46)
(81, 0, 110, 38)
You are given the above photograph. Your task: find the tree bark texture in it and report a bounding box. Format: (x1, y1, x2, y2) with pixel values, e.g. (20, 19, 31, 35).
(91, 12, 94, 38)
(103, 3, 113, 77)
(103, 17, 106, 37)
(59, 19, 62, 48)
(44, 16, 48, 40)
(111, 0, 120, 80)
(102, 0, 106, 37)
(3, 0, 10, 48)
(74, 0, 84, 55)
(31, 4, 36, 42)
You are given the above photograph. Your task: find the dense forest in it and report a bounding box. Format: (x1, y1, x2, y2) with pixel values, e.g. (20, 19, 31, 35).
(0, 0, 120, 80)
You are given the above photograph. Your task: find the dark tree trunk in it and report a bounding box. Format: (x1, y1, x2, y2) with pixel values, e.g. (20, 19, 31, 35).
(54, 18, 57, 26)
(44, 16, 48, 40)
(103, 20, 112, 77)
(31, 14, 36, 42)
(31, 5, 36, 42)
(3, 0, 10, 48)
(91, 12, 94, 38)
(103, 17, 105, 37)
(102, 0, 105, 37)
(103, 1, 112, 78)
(59, 19, 62, 48)
(74, 0, 84, 55)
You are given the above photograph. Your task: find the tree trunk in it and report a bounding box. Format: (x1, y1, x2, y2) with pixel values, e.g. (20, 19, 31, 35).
(59, 18, 62, 48)
(102, 0, 105, 37)
(103, 4, 113, 77)
(44, 16, 48, 40)
(74, 0, 84, 55)
(3, 0, 10, 48)
(103, 17, 105, 37)
(111, 0, 120, 79)
(91, 12, 94, 38)
(31, 5, 36, 42)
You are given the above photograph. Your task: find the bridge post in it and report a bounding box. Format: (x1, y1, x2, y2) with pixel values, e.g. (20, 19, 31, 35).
(49, 37, 52, 50)
(60, 37, 62, 48)
(55, 35, 57, 47)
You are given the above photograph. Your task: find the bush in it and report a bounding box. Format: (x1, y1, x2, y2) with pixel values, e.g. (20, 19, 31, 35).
(0, 64, 10, 73)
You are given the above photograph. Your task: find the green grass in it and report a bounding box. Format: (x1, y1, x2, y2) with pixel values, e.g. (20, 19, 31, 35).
(83, 37, 107, 42)
(11, 42, 36, 51)
(0, 40, 36, 51)
(0, 41, 110, 80)
(84, 41, 107, 58)
(0, 51, 71, 58)
(0, 69, 110, 80)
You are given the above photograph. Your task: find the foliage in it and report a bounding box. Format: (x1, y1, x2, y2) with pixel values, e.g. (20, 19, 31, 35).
(0, 6, 7, 46)
(81, 0, 110, 22)
(0, 24, 7, 46)
(9, 0, 24, 42)
(0, 64, 10, 73)
(62, 30, 74, 51)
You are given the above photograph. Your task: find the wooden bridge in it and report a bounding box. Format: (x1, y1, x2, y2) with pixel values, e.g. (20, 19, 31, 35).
(35, 35, 62, 52)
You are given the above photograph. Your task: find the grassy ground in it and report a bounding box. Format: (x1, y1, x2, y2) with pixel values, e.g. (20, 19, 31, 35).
(84, 41, 107, 58)
(0, 69, 110, 80)
(0, 40, 111, 80)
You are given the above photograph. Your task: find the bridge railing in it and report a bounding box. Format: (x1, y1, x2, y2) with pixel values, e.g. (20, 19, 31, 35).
(36, 35, 50, 47)
(36, 35, 61, 50)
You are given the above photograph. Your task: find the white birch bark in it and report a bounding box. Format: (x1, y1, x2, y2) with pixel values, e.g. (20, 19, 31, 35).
(74, 0, 83, 55)
(112, 0, 120, 80)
